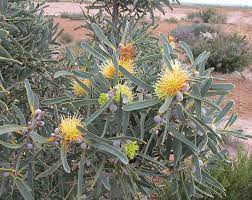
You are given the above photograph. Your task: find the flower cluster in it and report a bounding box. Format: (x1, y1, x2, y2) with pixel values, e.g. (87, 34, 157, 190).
(155, 60, 190, 100)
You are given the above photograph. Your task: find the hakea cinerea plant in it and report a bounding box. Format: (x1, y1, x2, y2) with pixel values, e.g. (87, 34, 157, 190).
(0, 4, 247, 200)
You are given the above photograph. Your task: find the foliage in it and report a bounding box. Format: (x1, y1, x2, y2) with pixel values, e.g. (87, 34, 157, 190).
(203, 148, 252, 200)
(187, 8, 227, 24)
(162, 148, 251, 200)
(171, 25, 250, 73)
(0, 0, 247, 200)
(165, 17, 178, 23)
(0, 0, 62, 105)
(170, 24, 217, 43)
(190, 33, 250, 73)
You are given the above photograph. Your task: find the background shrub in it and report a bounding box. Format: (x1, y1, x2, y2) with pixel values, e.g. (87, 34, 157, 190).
(171, 25, 250, 73)
(203, 149, 252, 200)
(187, 8, 227, 24)
(191, 33, 250, 73)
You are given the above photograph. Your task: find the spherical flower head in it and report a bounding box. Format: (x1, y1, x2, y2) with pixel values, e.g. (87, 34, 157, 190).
(119, 43, 136, 61)
(114, 84, 133, 104)
(59, 115, 83, 142)
(72, 79, 91, 97)
(101, 59, 134, 79)
(98, 93, 109, 106)
(168, 35, 175, 49)
(124, 141, 139, 160)
(155, 60, 189, 100)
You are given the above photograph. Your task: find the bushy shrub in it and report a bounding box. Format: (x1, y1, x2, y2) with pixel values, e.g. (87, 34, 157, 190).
(187, 8, 227, 24)
(191, 33, 250, 73)
(204, 148, 252, 200)
(171, 25, 250, 73)
(165, 17, 178, 23)
(0, 1, 247, 200)
(0, 0, 62, 104)
(170, 24, 217, 43)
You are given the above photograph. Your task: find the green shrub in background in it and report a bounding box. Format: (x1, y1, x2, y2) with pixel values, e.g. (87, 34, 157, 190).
(171, 25, 250, 73)
(190, 33, 250, 73)
(203, 149, 252, 200)
(187, 8, 227, 24)
(162, 149, 251, 200)
(0, 0, 248, 199)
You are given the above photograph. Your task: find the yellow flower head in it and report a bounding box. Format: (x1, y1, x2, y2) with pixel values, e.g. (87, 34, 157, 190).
(101, 59, 134, 79)
(119, 43, 136, 61)
(98, 93, 109, 106)
(168, 35, 175, 49)
(59, 115, 84, 142)
(124, 141, 139, 160)
(155, 60, 189, 100)
(114, 84, 133, 104)
(72, 79, 91, 97)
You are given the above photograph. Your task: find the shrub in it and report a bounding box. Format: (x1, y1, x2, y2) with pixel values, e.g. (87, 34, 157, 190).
(203, 148, 252, 200)
(187, 8, 227, 24)
(0, 1, 247, 200)
(171, 25, 250, 73)
(171, 24, 217, 43)
(0, 0, 62, 104)
(191, 33, 250, 73)
(165, 17, 178, 23)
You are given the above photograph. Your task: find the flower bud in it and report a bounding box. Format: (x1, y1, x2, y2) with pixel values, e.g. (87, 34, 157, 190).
(194, 71, 200, 77)
(109, 104, 118, 112)
(181, 83, 190, 93)
(112, 140, 121, 148)
(86, 160, 91, 167)
(35, 109, 42, 116)
(26, 143, 33, 149)
(2, 172, 10, 177)
(37, 121, 45, 127)
(176, 93, 183, 102)
(54, 128, 60, 134)
(80, 142, 88, 150)
(154, 115, 162, 123)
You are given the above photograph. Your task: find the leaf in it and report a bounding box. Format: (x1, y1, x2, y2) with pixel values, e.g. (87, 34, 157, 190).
(73, 70, 93, 79)
(71, 99, 98, 107)
(213, 101, 234, 124)
(54, 70, 73, 78)
(179, 41, 194, 64)
(91, 23, 115, 49)
(61, 144, 70, 173)
(100, 173, 111, 191)
(35, 160, 62, 180)
(119, 66, 154, 92)
(77, 154, 85, 200)
(0, 56, 22, 65)
(191, 51, 210, 68)
(0, 124, 26, 135)
(89, 140, 128, 165)
(24, 79, 35, 114)
(159, 96, 173, 113)
(41, 96, 71, 105)
(0, 100, 8, 111)
(14, 177, 34, 200)
(85, 98, 113, 126)
(192, 155, 202, 182)
(0, 140, 22, 149)
(122, 99, 161, 112)
(12, 105, 26, 125)
(135, 54, 162, 64)
(66, 47, 75, 65)
(172, 131, 200, 153)
(30, 131, 49, 144)
(81, 42, 107, 61)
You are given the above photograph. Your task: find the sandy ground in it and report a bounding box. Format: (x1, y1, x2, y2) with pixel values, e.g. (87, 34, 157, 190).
(43, 2, 252, 153)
